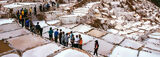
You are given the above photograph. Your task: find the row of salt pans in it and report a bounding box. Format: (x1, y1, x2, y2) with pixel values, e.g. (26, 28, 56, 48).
(3, 2, 40, 14)
(59, 2, 100, 24)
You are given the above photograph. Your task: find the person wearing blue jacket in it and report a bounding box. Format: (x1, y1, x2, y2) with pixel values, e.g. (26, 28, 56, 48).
(54, 29, 59, 43)
(48, 27, 53, 40)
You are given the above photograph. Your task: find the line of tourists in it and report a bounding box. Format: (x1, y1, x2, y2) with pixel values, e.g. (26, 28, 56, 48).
(48, 28, 83, 49)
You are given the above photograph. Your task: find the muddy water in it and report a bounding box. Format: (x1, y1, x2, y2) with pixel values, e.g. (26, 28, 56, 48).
(0, 40, 12, 53)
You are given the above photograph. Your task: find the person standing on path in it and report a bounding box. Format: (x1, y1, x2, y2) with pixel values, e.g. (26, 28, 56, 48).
(48, 27, 53, 40)
(94, 40, 99, 56)
(35, 22, 41, 35)
(61, 32, 65, 46)
(54, 29, 59, 43)
(59, 29, 62, 44)
(64, 33, 69, 47)
(29, 7, 32, 15)
(74, 35, 79, 48)
(70, 34, 75, 47)
(34, 5, 37, 15)
(79, 35, 83, 49)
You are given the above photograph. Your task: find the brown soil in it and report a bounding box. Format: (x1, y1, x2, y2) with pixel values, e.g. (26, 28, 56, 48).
(0, 40, 12, 53)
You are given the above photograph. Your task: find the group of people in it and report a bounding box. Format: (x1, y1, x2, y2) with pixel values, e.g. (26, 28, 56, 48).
(14, 1, 99, 56)
(48, 28, 83, 49)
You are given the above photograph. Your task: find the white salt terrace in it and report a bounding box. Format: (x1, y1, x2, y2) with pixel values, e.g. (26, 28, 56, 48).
(0, 28, 30, 40)
(102, 34, 125, 44)
(110, 46, 138, 57)
(83, 39, 114, 56)
(139, 51, 160, 57)
(46, 20, 60, 25)
(72, 24, 93, 33)
(87, 29, 107, 38)
(0, 18, 15, 25)
(1, 0, 160, 57)
(23, 43, 61, 57)
(0, 23, 21, 33)
(1, 53, 19, 57)
(120, 39, 143, 49)
(148, 32, 160, 39)
(3, 2, 37, 8)
(8, 34, 47, 51)
(54, 49, 90, 57)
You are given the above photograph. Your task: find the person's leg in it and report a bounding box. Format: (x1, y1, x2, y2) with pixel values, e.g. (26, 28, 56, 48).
(66, 42, 68, 47)
(93, 49, 96, 55)
(95, 49, 98, 56)
(80, 45, 82, 49)
(59, 37, 61, 44)
(55, 36, 57, 43)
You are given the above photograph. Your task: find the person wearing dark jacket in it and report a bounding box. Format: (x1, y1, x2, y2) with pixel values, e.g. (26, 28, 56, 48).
(40, 28, 43, 36)
(35, 22, 41, 35)
(39, 4, 42, 12)
(94, 40, 99, 56)
(59, 29, 62, 44)
(34, 6, 37, 15)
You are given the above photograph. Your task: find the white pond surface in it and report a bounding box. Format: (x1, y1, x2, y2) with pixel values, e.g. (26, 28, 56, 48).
(102, 34, 124, 44)
(0, 18, 15, 25)
(120, 39, 143, 49)
(23, 43, 61, 57)
(4, 3, 23, 8)
(2, 53, 19, 57)
(46, 20, 60, 25)
(139, 51, 160, 57)
(72, 25, 93, 33)
(109, 46, 138, 57)
(54, 49, 89, 57)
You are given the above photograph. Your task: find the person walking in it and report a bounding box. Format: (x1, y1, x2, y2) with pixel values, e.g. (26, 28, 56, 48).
(59, 29, 62, 44)
(79, 35, 83, 49)
(74, 35, 79, 48)
(39, 4, 42, 12)
(94, 40, 99, 56)
(35, 22, 41, 35)
(16, 10, 20, 19)
(48, 27, 53, 40)
(19, 14, 22, 24)
(54, 29, 59, 43)
(29, 7, 32, 15)
(40, 28, 43, 37)
(25, 18, 30, 29)
(21, 9, 24, 17)
(34, 5, 37, 15)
